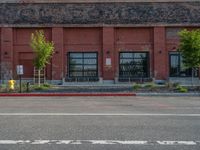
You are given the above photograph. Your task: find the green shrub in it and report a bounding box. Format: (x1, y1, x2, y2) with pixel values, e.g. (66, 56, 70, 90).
(165, 82, 173, 89)
(173, 82, 180, 88)
(144, 83, 156, 89)
(179, 88, 188, 93)
(0, 84, 7, 89)
(176, 86, 188, 93)
(43, 83, 51, 88)
(32, 83, 52, 91)
(0, 84, 8, 93)
(133, 84, 142, 90)
(34, 86, 45, 91)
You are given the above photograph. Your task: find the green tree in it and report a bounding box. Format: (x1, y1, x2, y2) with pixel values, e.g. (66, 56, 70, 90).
(178, 29, 200, 85)
(30, 30, 54, 87)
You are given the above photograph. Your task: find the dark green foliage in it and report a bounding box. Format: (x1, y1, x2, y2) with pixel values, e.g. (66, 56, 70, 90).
(30, 30, 54, 86)
(176, 85, 188, 93)
(178, 29, 200, 68)
(30, 30, 54, 70)
(144, 83, 156, 89)
(133, 84, 142, 90)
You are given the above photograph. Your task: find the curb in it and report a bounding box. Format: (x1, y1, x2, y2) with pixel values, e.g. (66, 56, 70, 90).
(136, 93, 200, 96)
(0, 93, 136, 97)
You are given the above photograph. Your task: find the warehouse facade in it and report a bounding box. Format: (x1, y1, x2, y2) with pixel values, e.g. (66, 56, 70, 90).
(0, 0, 200, 84)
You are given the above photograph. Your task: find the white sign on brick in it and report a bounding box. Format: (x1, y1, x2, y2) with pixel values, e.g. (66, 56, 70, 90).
(16, 65, 24, 75)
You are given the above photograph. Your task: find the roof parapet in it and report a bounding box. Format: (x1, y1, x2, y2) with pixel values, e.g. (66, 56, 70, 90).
(0, 0, 199, 3)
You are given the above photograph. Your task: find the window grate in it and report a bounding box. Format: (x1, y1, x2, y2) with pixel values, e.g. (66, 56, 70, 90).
(67, 52, 98, 81)
(119, 52, 149, 78)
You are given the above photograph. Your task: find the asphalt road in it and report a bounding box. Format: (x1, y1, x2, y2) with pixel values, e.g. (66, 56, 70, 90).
(0, 96, 199, 150)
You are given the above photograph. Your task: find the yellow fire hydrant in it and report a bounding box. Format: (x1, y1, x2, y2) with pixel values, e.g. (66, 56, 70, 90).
(8, 79, 15, 90)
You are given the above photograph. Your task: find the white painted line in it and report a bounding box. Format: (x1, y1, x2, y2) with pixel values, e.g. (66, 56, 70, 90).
(0, 113, 200, 117)
(114, 140, 148, 145)
(56, 140, 72, 144)
(0, 140, 198, 145)
(31, 140, 51, 144)
(0, 140, 30, 144)
(157, 141, 197, 145)
(90, 140, 115, 144)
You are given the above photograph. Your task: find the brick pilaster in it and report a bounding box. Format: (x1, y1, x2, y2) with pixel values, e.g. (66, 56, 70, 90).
(1, 28, 13, 81)
(153, 27, 168, 80)
(102, 27, 115, 80)
(52, 28, 64, 81)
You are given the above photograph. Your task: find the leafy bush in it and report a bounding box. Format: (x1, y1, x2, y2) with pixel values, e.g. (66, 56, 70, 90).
(179, 87, 188, 93)
(144, 83, 156, 89)
(176, 85, 188, 93)
(32, 84, 51, 91)
(133, 84, 142, 90)
(34, 86, 46, 91)
(43, 83, 51, 88)
(32, 84, 49, 91)
(173, 82, 180, 88)
(165, 82, 173, 89)
(0, 84, 8, 93)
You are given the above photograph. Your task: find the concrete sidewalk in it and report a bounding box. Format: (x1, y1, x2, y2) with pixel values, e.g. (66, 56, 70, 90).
(0, 93, 136, 97)
(0, 92, 199, 97)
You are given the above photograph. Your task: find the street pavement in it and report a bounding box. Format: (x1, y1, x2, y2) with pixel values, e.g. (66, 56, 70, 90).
(0, 96, 199, 150)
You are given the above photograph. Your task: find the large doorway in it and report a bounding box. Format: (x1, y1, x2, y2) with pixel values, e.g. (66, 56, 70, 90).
(119, 52, 149, 81)
(67, 52, 98, 82)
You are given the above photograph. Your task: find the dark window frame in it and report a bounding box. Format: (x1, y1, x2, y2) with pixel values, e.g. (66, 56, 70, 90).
(67, 52, 98, 78)
(169, 52, 199, 77)
(119, 52, 150, 78)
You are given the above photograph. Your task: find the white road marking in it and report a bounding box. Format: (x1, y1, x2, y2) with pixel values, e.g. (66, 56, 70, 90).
(31, 140, 51, 144)
(56, 140, 72, 144)
(157, 141, 197, 145)
(0, 113, 200, 117)
(0, 140, 198, 145)
(114, 141, 148, 145)
(0, 140, 30, 144)
(90, 140, 115, 144)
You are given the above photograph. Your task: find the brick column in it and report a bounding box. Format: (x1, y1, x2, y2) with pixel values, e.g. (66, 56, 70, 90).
(153, 27, 168, 80)
(102, 27, 115, 80)
(1, 28, 13, 81)
(52, 28, 64, 82)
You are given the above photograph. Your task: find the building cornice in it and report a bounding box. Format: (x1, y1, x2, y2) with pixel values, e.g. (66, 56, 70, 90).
(1, 2, 200, 26)
(0, 0, 199, 3)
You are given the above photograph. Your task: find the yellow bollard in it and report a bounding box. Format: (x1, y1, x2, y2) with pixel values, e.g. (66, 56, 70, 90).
(8, 80, 15, 90)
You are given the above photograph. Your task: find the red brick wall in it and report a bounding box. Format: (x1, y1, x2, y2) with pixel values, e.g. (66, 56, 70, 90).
(52, 28, 64, 80)
(166, 27, 200, 52)
(1, 28, 13, 80)
(0, 28, 1, 76)
(64, 28, 102, 78)
(0, 28, 1, 78)
(2, 26, 199, 82)
(13, 28, 52, 79)
(115, 27, 153, 78)
(102, 27, 115, 80)
(153, 27, 167, 80)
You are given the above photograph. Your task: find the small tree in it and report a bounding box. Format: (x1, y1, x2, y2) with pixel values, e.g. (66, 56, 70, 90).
(178, 29, 200, 85)
(30, 30, 54, 87)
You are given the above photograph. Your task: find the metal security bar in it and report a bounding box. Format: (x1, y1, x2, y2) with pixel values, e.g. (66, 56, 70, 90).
(66, 52, 98, 82)
(119, 52, 149, 82)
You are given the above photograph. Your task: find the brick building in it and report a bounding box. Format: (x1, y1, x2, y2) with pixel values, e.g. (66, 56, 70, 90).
(0, 0, 200, 84)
